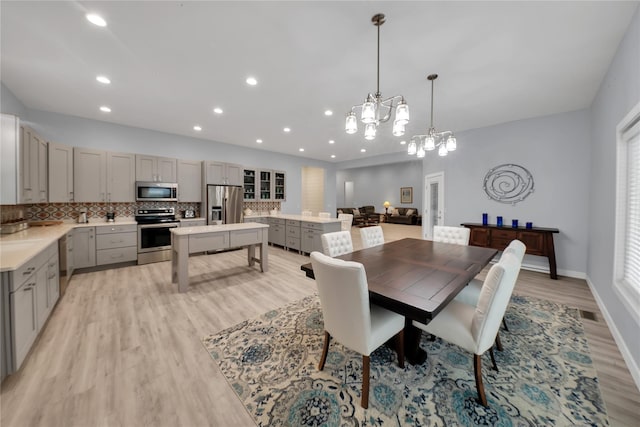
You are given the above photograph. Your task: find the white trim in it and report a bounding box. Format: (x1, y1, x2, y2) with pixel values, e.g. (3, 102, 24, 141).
(586, 275, 640, 393)
(613, 101, 640, 324)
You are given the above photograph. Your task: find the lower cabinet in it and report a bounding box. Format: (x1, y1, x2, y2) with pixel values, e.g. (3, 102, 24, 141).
(5, 241, 59, 373)
(73, 226, 96, 268)
(95, 224, 137, 265)
(301, 221, 341, 254)
(285, 220, 301, 251)
(268, 218, 286, 247)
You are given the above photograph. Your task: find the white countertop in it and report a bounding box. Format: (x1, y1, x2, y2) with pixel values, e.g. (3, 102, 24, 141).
(0, 219, 137, 272)
(171, 222, 269, 236)
(244, 214, 341, 223)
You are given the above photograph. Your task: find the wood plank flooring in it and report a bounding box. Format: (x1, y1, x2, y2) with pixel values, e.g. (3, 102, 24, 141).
(2, 224, 639, 426)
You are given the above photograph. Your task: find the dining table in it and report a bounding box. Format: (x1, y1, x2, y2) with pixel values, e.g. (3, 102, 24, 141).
(300, 237, 498, 364)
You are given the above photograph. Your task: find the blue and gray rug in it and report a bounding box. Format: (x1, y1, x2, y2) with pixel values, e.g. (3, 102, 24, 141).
(202, 294, 608, 426)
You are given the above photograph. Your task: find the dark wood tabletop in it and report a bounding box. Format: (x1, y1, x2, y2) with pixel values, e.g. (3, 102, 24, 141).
(300, 238, 499, 324)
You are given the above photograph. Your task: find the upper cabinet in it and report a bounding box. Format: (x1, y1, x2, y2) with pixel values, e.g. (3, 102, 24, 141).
(259, 170, 272, 200)
(177, 160, 202, 202)
(74, 148, 135, 202)
(135, 155, 177, 182)
(243, 168, 286, 201)
(274, 170, 286, 201)
(48, 141, 74, 203)
(203, 161, 242, 186)
(243, 169, 257, 201)
(0, 116, 49, 204)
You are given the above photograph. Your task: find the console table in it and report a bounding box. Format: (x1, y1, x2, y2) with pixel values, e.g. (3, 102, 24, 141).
(461, 223, 560, 279)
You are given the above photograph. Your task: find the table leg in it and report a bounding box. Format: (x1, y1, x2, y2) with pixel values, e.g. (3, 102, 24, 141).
(261, 231, 268, 272)
(546, 234, 558, 280)
(248, 244, 255, 267)
(405, 320, 428, 365)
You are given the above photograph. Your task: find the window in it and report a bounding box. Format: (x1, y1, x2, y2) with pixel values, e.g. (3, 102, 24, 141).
(614, 102, 640, 325)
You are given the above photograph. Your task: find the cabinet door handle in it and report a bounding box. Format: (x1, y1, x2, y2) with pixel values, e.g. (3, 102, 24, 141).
(23, 282, 35, 291)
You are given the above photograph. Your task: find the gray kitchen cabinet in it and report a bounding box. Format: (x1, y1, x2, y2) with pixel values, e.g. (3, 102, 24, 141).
(21, 125, 38, 203)
(285, 219, 301, 251)
(136, 155, 177, 182)
(74, 148, 107, 202)
(301, 221, 341, 254)
(95, 224, 137, 266)
(47, 250, 60, 311)
(203, 161, 243, 186)
(268, 217, 286, 247)
(36, 136, 48, 202)
(74, 149, 135, 203)
(274, 170, 286, 201)
(243, 169, 257, 201)
(11, 275, 37, 371)
(73, 226, 96, 268)
(0, 114, 21, 204)
(177, 160, 202, 202)
(48, 141, 74, 202)
(107, 151, 136, 202)
(180, 218, 206, 227)
(35, 264, 48, 332)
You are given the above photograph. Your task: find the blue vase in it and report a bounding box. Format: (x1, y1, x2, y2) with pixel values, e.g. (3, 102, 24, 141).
(482, 213, 488, 226)
(497, 216, 503, 227)
(512, 219, 518, 228)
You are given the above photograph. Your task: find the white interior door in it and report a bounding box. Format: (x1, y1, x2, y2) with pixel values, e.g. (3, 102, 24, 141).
(423, 172, 445, 240)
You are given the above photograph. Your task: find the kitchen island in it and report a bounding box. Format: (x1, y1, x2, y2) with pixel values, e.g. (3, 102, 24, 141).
(170, 222, 269, 293)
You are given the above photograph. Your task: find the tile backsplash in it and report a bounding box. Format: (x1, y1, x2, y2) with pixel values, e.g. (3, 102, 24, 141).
(1, 200, 281, 223)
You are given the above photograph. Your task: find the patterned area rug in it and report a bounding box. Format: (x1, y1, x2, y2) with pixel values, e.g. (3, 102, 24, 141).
(202, 294, 609, 426)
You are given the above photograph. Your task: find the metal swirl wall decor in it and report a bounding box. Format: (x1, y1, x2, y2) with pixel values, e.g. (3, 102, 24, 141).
(483, 164, 534, 205)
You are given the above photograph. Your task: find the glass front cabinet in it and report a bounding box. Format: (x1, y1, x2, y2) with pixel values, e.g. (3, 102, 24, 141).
(244, 168, 286, 201)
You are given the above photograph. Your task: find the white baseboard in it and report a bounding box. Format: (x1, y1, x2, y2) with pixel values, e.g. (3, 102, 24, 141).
(518, 262, 586, 279)
(585, 275, 640, 392)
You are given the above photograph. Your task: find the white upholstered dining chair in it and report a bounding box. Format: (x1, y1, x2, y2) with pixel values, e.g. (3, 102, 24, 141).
(413, 253, 521, 407)
(454, 239, 525, 340)
(433, 225, 471, 245)
(338, 213, 353, 231)
(318, 212, 331, 219)
(310, 251, 405, 409)
(321, 231, 353, 257)
(360, 226, 384, 249)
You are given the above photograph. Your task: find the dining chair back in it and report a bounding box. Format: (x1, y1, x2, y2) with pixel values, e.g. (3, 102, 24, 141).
(321, 231, 353, 257)
(412, 252, 521, 407)
(301, 210, 312, 216)
(433, 225, 471, 245)
(338, 213, 353, 231)
(360, 225, 384, 249)
(318, 212, 331, 219)
(310, 251, 405, 408)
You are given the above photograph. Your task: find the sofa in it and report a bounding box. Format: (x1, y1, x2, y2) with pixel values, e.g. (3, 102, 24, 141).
(386, 207, 419, 225)
(336, 206, 379, 225)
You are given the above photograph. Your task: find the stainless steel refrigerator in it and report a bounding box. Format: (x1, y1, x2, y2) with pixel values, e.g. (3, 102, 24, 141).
(206, 185, 243, 225)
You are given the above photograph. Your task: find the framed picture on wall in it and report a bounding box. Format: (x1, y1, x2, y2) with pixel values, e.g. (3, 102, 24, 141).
(400, 187, 413, 204)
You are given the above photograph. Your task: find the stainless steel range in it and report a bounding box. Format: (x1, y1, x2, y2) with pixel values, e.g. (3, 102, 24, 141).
(135, 207, 179, 265)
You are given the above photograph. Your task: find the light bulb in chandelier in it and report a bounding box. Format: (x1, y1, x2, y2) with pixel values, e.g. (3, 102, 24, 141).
(407, 140, 417, 155)
(345, 112, 358, 134)
(417, 142, 426, 158)
(361, 99, 377, 124)
(446, 135, 457, 151)
(395, 101, 410, 125)
(364, 123, 377, 140)
(438, 144, 448, 156)
(392, 120, 405, 136)
(425, 135, 436, 151)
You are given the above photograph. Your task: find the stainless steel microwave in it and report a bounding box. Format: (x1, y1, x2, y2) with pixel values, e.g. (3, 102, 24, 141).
(135, 182, 178, 202)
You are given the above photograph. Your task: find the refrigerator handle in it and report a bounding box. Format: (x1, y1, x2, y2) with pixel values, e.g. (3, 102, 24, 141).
(222, 198, 227, 224)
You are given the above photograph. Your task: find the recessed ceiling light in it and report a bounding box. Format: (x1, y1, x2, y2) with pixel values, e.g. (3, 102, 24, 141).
(246, 77, 258, 86)
(331, 154, 336, 158)
(193, 125, 202, 131)
(213, 107, 223, 114)
(360, 148, 366, 153)
(328, 140, 335, 144)
(299, 148, 305, 152)
(400, 140, 407, 145)
(324, 110, 333, 116)
(99, 106, 111, 113)
(256, 139, 263, 144)
(86, 14, 107, 27)
(96, 75, 111, 84)
(283, 127, 291, 133)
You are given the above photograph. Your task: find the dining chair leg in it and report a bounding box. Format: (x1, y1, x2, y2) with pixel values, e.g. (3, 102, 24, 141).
(473, 354, 488, 407)
(495, 332, 504, 352)
(489, 348, 498, 372)
(361, 355, 370, 409)
(395, 330, 405, 369)
(502, 317, 509, 332)
(318, 331, 331, 370)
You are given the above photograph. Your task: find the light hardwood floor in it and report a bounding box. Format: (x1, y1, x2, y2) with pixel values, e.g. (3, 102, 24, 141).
(2, 224, 639, 426)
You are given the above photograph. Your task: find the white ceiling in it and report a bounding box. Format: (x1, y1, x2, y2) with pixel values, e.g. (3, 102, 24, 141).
(1, 1, 637, 162)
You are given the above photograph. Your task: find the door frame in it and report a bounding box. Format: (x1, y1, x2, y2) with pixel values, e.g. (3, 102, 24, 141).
(423, 172, 445, 240)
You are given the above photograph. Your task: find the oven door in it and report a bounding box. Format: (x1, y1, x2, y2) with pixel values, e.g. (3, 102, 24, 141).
(137, 222, 179, 253)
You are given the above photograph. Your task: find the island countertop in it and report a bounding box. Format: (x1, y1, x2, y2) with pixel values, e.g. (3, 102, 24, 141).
(243, 214, 341, 223)
(170, 222, 269, 236)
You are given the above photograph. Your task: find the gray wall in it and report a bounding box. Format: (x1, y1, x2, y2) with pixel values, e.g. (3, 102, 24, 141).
(422, 110, 591, 277)
(336, 160, 423, 211)
(0, 90, 337, 215)
(588, 6, 640, 386)
(0, 82, 26, 118)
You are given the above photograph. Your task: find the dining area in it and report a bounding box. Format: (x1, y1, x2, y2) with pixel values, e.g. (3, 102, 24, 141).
(300, 225, 524, 408)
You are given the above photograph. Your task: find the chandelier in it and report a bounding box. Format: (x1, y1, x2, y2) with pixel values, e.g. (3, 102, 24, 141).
(408, 74, 457, 158)
(345, 14, 409, 140)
